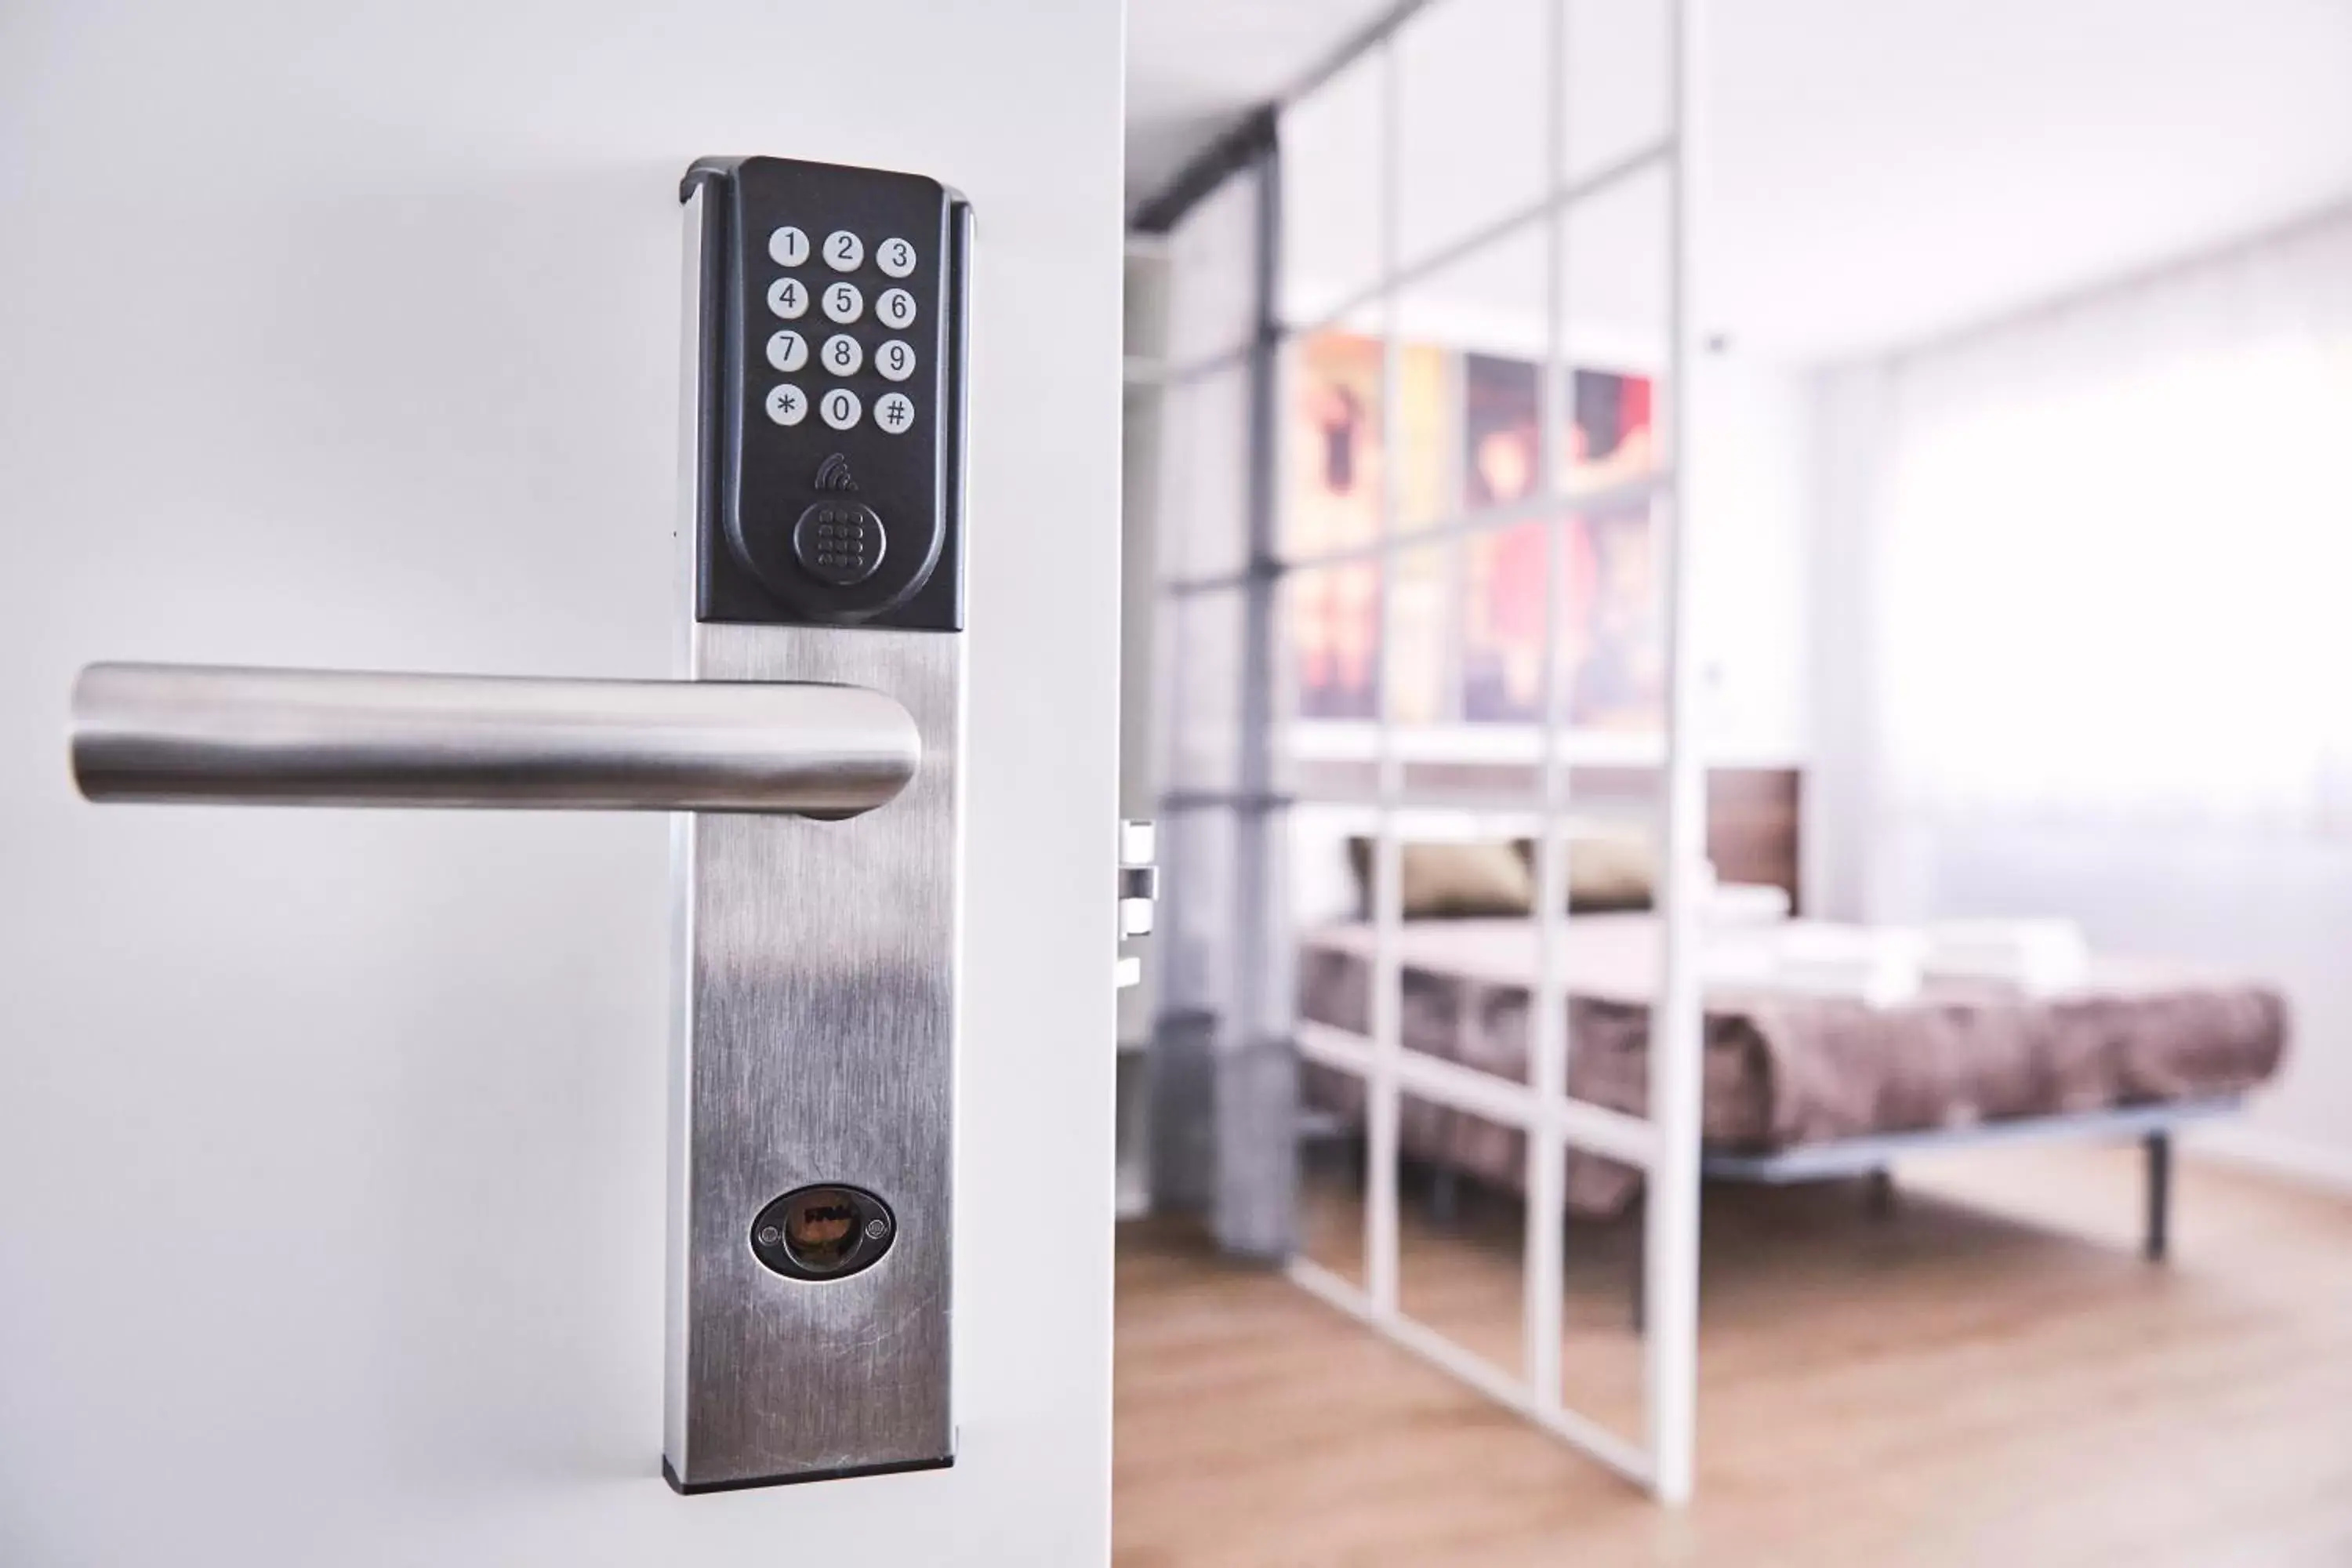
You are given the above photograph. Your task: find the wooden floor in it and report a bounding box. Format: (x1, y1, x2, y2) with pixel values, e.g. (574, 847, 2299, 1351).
(1113, 1145, 2352, 1566)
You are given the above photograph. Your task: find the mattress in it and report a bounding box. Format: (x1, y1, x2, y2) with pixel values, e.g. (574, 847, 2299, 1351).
(1296, 916, 2288, 1216)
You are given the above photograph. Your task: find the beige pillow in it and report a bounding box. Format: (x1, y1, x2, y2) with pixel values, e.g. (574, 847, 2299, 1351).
(1519, 822, 1656, 911)
(1345, 837, 1534, 918)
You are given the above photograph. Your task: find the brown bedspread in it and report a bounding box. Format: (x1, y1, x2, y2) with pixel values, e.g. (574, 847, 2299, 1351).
(1297, 917, 2288, 1216)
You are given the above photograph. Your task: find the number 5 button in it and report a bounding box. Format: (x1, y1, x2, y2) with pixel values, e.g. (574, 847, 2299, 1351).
(822, 281, 863, 324)
(877, 288, 917, 330)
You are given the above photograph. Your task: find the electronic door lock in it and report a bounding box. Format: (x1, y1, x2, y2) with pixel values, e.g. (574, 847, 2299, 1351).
(66, 154, 974, 1497)
(1117, 818, 1157, 989)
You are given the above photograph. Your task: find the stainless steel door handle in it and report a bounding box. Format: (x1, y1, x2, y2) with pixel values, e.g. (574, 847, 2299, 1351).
(70, 662, 919, 818)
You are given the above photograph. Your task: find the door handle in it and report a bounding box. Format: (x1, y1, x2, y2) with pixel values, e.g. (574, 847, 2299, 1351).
(70, 662, 919, 818)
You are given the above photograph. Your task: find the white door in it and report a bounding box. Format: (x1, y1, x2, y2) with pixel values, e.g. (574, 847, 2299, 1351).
(0, 2, 1123, 1563)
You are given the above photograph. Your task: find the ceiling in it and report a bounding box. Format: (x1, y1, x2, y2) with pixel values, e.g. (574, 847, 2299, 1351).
(1127, 0, 2352, 361)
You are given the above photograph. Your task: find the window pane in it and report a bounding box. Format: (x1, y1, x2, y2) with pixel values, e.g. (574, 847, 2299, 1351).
(1279, 45, 1387, 325)
(1398, 1092, 1528, 1379)
(1396, 0, 1549, 270)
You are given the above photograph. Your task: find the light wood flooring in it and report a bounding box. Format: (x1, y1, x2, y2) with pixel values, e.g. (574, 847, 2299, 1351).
(1113, 1144, 2352, 1566)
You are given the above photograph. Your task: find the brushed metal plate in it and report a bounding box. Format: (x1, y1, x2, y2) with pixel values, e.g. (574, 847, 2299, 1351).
(665, 622, 962, 1487)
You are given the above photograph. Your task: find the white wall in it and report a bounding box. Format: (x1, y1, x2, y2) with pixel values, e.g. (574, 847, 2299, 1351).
(0, 2, 1123, 1563)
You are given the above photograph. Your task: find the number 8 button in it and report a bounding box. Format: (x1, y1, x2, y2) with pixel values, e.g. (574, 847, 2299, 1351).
(822, 334, 863, 376)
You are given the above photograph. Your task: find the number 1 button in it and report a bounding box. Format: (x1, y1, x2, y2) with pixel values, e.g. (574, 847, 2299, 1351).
(768, 227, 809, 267)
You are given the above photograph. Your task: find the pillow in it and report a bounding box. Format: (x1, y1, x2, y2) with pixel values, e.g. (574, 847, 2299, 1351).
(1519, 822, 1657, 912)
(1345, 837, 1534, 919)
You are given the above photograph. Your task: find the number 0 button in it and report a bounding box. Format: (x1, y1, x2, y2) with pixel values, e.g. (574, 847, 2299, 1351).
(822, 281, 863, 325)
(877, 339, 916, 382)
(766, 277, 808, 319)
(764, 384, 808, 426)
(877, 238, 917, 278)
(824, 230, 863, 270)
(876, 392, 916, 434)
(768, 227, 809, 267)
(822, 334, 863, 376)
(820, 387, 862, 430)
(877, 288, 918, 330)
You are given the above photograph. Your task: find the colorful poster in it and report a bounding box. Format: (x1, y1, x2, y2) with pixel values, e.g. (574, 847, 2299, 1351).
(1284, 331, 1451, 720)
(1457, 359, 1664, 728)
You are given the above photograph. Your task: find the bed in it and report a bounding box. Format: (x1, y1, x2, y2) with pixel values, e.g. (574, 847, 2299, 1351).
(1295, 912, 2290, 1239)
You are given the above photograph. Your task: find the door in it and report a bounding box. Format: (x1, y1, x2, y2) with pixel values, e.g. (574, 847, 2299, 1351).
(0, 2, 1124, 1563)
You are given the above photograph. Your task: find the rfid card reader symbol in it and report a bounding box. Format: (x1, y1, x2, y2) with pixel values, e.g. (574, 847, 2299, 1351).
(792, 454, 887, 587)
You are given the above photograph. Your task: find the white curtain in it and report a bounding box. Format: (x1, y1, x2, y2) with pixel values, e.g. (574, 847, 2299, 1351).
(1864, 209, 2352, 840)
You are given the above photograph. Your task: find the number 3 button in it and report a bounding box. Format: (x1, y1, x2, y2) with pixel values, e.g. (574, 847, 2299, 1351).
(819, 388, 862, 430)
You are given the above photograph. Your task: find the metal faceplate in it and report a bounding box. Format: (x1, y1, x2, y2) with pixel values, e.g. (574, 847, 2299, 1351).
(666, 165, 968, 1490)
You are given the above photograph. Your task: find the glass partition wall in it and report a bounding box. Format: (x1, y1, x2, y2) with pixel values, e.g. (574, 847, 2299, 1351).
(1149, 0, 1705, 1502)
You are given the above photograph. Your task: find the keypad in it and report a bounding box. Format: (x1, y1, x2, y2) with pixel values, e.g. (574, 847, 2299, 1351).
(750, 214, 935, 580)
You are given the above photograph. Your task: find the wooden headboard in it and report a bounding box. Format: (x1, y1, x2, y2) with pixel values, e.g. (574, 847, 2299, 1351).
(1568, 765, 1803, 913)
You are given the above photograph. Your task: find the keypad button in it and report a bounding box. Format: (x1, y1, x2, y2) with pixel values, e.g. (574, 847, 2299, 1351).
(877, 238, 917, 278)
(766, 277, 808, 320)
(877, 288, 918, 330)
(822, 333, 864, 376)
(875, 392, 916, 435)
(822, 281, 863, 325)
(765, 330, 808, 372)
(823, 230, 863, 270)
(819, 387, 862, 430)
(877, 339, 917, 383)
(764, 384, 808, 426)
(768, 226, 810, 267)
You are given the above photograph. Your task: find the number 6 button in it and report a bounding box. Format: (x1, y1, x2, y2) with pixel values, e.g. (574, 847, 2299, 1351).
(877, 288, 917, 330)
(820, 387, 861, 430)
(822, 281, 863, 325)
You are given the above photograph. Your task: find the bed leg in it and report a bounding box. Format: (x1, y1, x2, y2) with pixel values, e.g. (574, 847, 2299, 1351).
(1630, 1203, 1646, 1335)
(1428, 1166, 1460, 1228)
(2144, 1130, 2172, 1263)
(1866, 1166, 1896, 1219)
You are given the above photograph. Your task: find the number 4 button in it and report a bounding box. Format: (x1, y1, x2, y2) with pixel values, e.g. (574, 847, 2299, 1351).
(876, 393, 915, 434)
